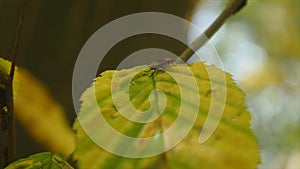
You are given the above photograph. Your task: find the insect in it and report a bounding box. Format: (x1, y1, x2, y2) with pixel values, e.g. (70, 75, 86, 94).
(149, 57, 178, 69)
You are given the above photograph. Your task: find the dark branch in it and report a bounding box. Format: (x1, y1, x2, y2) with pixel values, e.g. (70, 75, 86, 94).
(10, 0, 29, 81)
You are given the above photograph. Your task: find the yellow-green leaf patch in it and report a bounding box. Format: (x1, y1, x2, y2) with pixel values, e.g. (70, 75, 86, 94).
(73, 62, 259, 169)
(5, 152, 73, 169)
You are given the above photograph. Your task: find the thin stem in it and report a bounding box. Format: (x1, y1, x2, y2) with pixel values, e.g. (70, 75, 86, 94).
(10, 0, 29, 80)
(180, 0, 247, 62)
(7, 0, 29, 163)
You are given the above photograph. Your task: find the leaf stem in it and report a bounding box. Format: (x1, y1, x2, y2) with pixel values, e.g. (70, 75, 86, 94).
(180, 0, 247, 62)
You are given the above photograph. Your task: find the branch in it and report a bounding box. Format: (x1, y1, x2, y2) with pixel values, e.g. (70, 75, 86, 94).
(10, 0, 29, 80)
(1, 0, 29, 166)
(180, 0, 247, 62)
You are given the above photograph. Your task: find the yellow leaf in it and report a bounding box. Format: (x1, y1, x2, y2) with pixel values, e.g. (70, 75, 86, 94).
(0, 58, 75, 156)
(73, 62, 260, 169)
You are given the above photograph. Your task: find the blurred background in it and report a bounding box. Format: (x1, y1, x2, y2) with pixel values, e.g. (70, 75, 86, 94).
(0, 0, 299, 168)
(188, 0, 300, 168)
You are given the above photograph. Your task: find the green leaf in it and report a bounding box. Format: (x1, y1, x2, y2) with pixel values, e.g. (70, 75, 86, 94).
(5, 152, 74, 169)
(73, 62, 260, 169)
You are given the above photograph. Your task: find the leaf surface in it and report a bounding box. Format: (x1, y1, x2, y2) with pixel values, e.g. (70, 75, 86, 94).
(73, 62, 259, 169)
(5, 152, 74, 169)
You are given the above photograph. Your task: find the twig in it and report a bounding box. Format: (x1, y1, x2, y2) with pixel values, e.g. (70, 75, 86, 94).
(6, 0, 29, 164)
(180, 0, 247, 62)
(10, 0, 29, 80)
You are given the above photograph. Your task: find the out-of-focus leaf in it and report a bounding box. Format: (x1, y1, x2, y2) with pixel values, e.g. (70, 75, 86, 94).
(0, 58, 75, 156)
(5, 152, 74, 169)
(73, 62, 259, 169)
(14, 68, 76, 156)
(242, 0, 300, 59)
(240, 63, 285, 92)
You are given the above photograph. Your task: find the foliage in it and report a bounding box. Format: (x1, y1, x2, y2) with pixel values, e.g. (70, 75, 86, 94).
(1, 58, 260, 168)
(73, 62, 259, 169)
(0, 1, 276, 169)
(5, 152, 73, 169)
